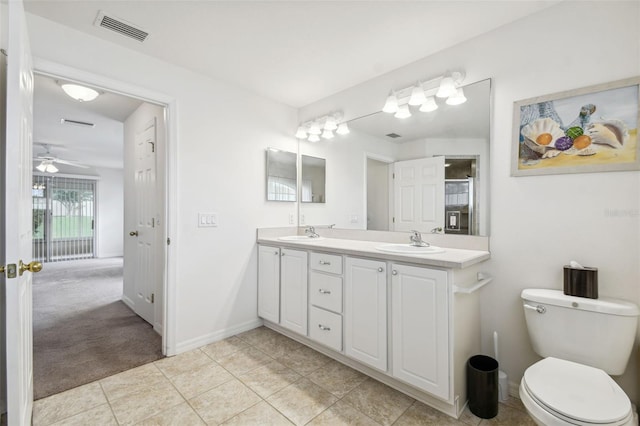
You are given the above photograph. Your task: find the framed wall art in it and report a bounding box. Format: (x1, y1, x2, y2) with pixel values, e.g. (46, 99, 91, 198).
(511, 77, 640, 176)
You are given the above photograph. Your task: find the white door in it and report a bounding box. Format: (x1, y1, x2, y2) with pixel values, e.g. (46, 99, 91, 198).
(3, 1, 39, 424)
(393, 157, 445, 232)
(279, 248, 307, 335)
(258, 245, 280, 323)
(130, 118, 157, 324)
(391, 264, 449, 399)
(345, 257, 387, 371)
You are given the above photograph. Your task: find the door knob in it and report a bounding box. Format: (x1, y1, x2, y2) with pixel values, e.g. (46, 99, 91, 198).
(129, 231, 139, 237)
(19, 260, 43, 276)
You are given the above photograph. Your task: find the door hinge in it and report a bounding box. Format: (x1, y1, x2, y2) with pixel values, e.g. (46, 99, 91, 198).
(151, 293, 155, 303)
(392, 217, 395, 223)
(392, 173, 395, 179)
(167, 237, 171, 245)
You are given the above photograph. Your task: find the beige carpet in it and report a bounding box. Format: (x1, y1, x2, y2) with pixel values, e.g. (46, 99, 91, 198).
(33, 257, 163, 400)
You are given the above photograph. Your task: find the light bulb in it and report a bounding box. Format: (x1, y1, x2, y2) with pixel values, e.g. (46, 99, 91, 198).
(408, 85, 426, 106)
(322, 129, 334, 139)
(36, 162, 47, 172)
(382, 92, 398, 113)
(324, 116, 338, 131)
(394, 104, 411, 119)
(446, 88, 467, 106)
(419, 96, 438, 112)
(295, 126, 308, 139)
(46, 163, 58, 173)
(308, 122, 321, 135)
(336, 122, 350, 135)
(436, 76, 456, 98)
(308, 134, 320, 142)
(61, 83, 100, 102)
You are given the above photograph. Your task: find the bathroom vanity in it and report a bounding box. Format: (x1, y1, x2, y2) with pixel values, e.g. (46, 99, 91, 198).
(256, 227, 491, 418)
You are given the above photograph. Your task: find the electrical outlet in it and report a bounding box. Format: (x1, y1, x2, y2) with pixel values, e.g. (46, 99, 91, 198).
(289, 213, 294, 224)
(300, 214, 305, 225)
(350, 215, 358, 223)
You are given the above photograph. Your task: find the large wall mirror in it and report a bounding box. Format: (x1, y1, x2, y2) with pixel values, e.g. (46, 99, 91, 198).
(298, 78, 491, 235)
(266, 148, 297, 202)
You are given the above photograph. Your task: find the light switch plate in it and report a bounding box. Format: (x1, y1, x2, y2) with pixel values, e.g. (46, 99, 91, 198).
(198, 213, 218, 227)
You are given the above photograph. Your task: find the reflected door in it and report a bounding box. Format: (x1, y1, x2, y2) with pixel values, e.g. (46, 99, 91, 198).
(392, 157, 445, 232)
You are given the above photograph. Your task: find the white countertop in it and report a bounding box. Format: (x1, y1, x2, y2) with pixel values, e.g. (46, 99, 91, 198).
(257, 236, 490, 269)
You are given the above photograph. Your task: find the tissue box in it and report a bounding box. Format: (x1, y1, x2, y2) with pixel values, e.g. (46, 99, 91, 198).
(563, 266, 598, 299)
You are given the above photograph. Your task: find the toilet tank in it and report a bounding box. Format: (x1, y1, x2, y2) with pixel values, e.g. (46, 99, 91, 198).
(521, 289, 639, 375)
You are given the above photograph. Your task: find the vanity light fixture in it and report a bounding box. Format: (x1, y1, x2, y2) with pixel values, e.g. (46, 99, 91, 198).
(295, 112, 349, 142)
(382, 70, 466, 118)
(59, 82, 101, 102)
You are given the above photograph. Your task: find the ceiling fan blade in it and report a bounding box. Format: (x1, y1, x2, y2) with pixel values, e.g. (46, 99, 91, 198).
(52, 158, 90, 169)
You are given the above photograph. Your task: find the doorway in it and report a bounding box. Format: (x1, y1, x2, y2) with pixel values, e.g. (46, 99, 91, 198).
(31, 70, 169, 399)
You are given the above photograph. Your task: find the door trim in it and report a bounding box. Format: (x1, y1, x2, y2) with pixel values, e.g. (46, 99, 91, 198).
(32, 57, 178, 356)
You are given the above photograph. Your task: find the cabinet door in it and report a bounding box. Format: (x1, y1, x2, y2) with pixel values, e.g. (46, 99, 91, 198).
(345, 257, 387, 371)
(391, 264, 449, 399)
(280, 248, 308, 335)
(258, 245, 280, 323)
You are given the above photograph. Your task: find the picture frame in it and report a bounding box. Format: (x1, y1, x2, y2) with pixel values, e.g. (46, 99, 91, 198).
(511, 77, 640, 176)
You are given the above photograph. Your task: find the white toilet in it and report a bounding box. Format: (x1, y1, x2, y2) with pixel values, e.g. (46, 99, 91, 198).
(520, 289, 639, 426)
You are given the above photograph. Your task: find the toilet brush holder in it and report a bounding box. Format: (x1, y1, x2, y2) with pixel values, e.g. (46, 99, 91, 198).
(563, 265, 598, 299)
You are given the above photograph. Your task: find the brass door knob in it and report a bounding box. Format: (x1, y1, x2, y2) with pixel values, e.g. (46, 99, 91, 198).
(19, 260, 43, 276)
(129, 231, 139, 236)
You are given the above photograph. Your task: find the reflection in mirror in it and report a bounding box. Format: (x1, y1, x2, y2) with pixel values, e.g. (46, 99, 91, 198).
(266, 148, 297, 202)
(298, 79, 490, 235)
(301, 155, 326, 203)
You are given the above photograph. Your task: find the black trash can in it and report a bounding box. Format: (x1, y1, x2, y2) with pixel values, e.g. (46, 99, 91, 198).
(467, 355, 499, 419)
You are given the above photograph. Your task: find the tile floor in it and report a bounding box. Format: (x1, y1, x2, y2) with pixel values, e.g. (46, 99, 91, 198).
(33, 326, 535, 425)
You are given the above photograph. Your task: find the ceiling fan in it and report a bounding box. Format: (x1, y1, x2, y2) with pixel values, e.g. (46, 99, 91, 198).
(33, 144, 90, 173)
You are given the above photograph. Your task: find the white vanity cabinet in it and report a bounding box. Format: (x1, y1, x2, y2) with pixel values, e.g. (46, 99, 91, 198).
(345, 257, 388, 372)
(257, 246, 308, 335)
(279, 248, 308, 335)
(391, 263, 449, 400)
(257, 245, 280, 323)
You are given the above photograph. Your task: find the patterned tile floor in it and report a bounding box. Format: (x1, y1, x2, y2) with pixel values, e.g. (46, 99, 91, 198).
(33, 326, 535, 425)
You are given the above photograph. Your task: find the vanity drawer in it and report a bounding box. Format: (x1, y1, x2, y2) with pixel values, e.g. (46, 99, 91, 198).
(310, 252, 342, 275)
(309, 306, 342, 352)
(309, 272, 343, 313)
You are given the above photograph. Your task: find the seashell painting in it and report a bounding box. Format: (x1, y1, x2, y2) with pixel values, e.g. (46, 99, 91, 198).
(512, 77, 640, 176)
(586, 119, 628, 149)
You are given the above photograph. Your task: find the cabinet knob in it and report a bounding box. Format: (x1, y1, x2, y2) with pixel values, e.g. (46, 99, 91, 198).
(318, 289, 331, 295)
(392, 270, 398, 275)
(378, 267, 384, 272)
(318, 324, 331, 331)
(274, 251, 279, 255)
(281, 252, 285, 256)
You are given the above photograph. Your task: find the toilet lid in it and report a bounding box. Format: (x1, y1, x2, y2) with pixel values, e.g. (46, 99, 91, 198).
(524, 357, 631, 424)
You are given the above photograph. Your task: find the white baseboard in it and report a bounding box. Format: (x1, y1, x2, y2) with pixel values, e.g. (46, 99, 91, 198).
(509, 380, 520, 399)
(174, 318, 263, 354)
(121, 295, 135, 310)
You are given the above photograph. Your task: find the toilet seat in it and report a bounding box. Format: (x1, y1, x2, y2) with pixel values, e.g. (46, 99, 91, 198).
(522, 357, 632, 425)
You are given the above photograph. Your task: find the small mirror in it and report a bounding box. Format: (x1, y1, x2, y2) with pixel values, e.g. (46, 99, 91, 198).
(301, 155, 326, 203)
(266, 149, 297, 202)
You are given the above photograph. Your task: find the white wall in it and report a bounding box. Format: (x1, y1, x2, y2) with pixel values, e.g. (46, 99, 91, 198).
(299, 1, 640, 403)
(25, 13, 298, 350)
(95, 167, 123, 258)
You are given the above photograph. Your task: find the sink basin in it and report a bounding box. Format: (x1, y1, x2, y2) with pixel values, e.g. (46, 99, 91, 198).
(375, 244, 445, 254)
(277, 235, 325, 241)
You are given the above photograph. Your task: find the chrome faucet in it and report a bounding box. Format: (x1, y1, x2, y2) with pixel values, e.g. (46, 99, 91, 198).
(305, 226, 320, 238)
(430, 227, 443, 234)
(409, 230, 429, 247)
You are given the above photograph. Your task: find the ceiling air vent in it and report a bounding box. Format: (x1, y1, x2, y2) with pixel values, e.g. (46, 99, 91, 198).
(386, 133, 402, 139)
(61, 118, 95, 128)
(94, 11, 148, 42)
